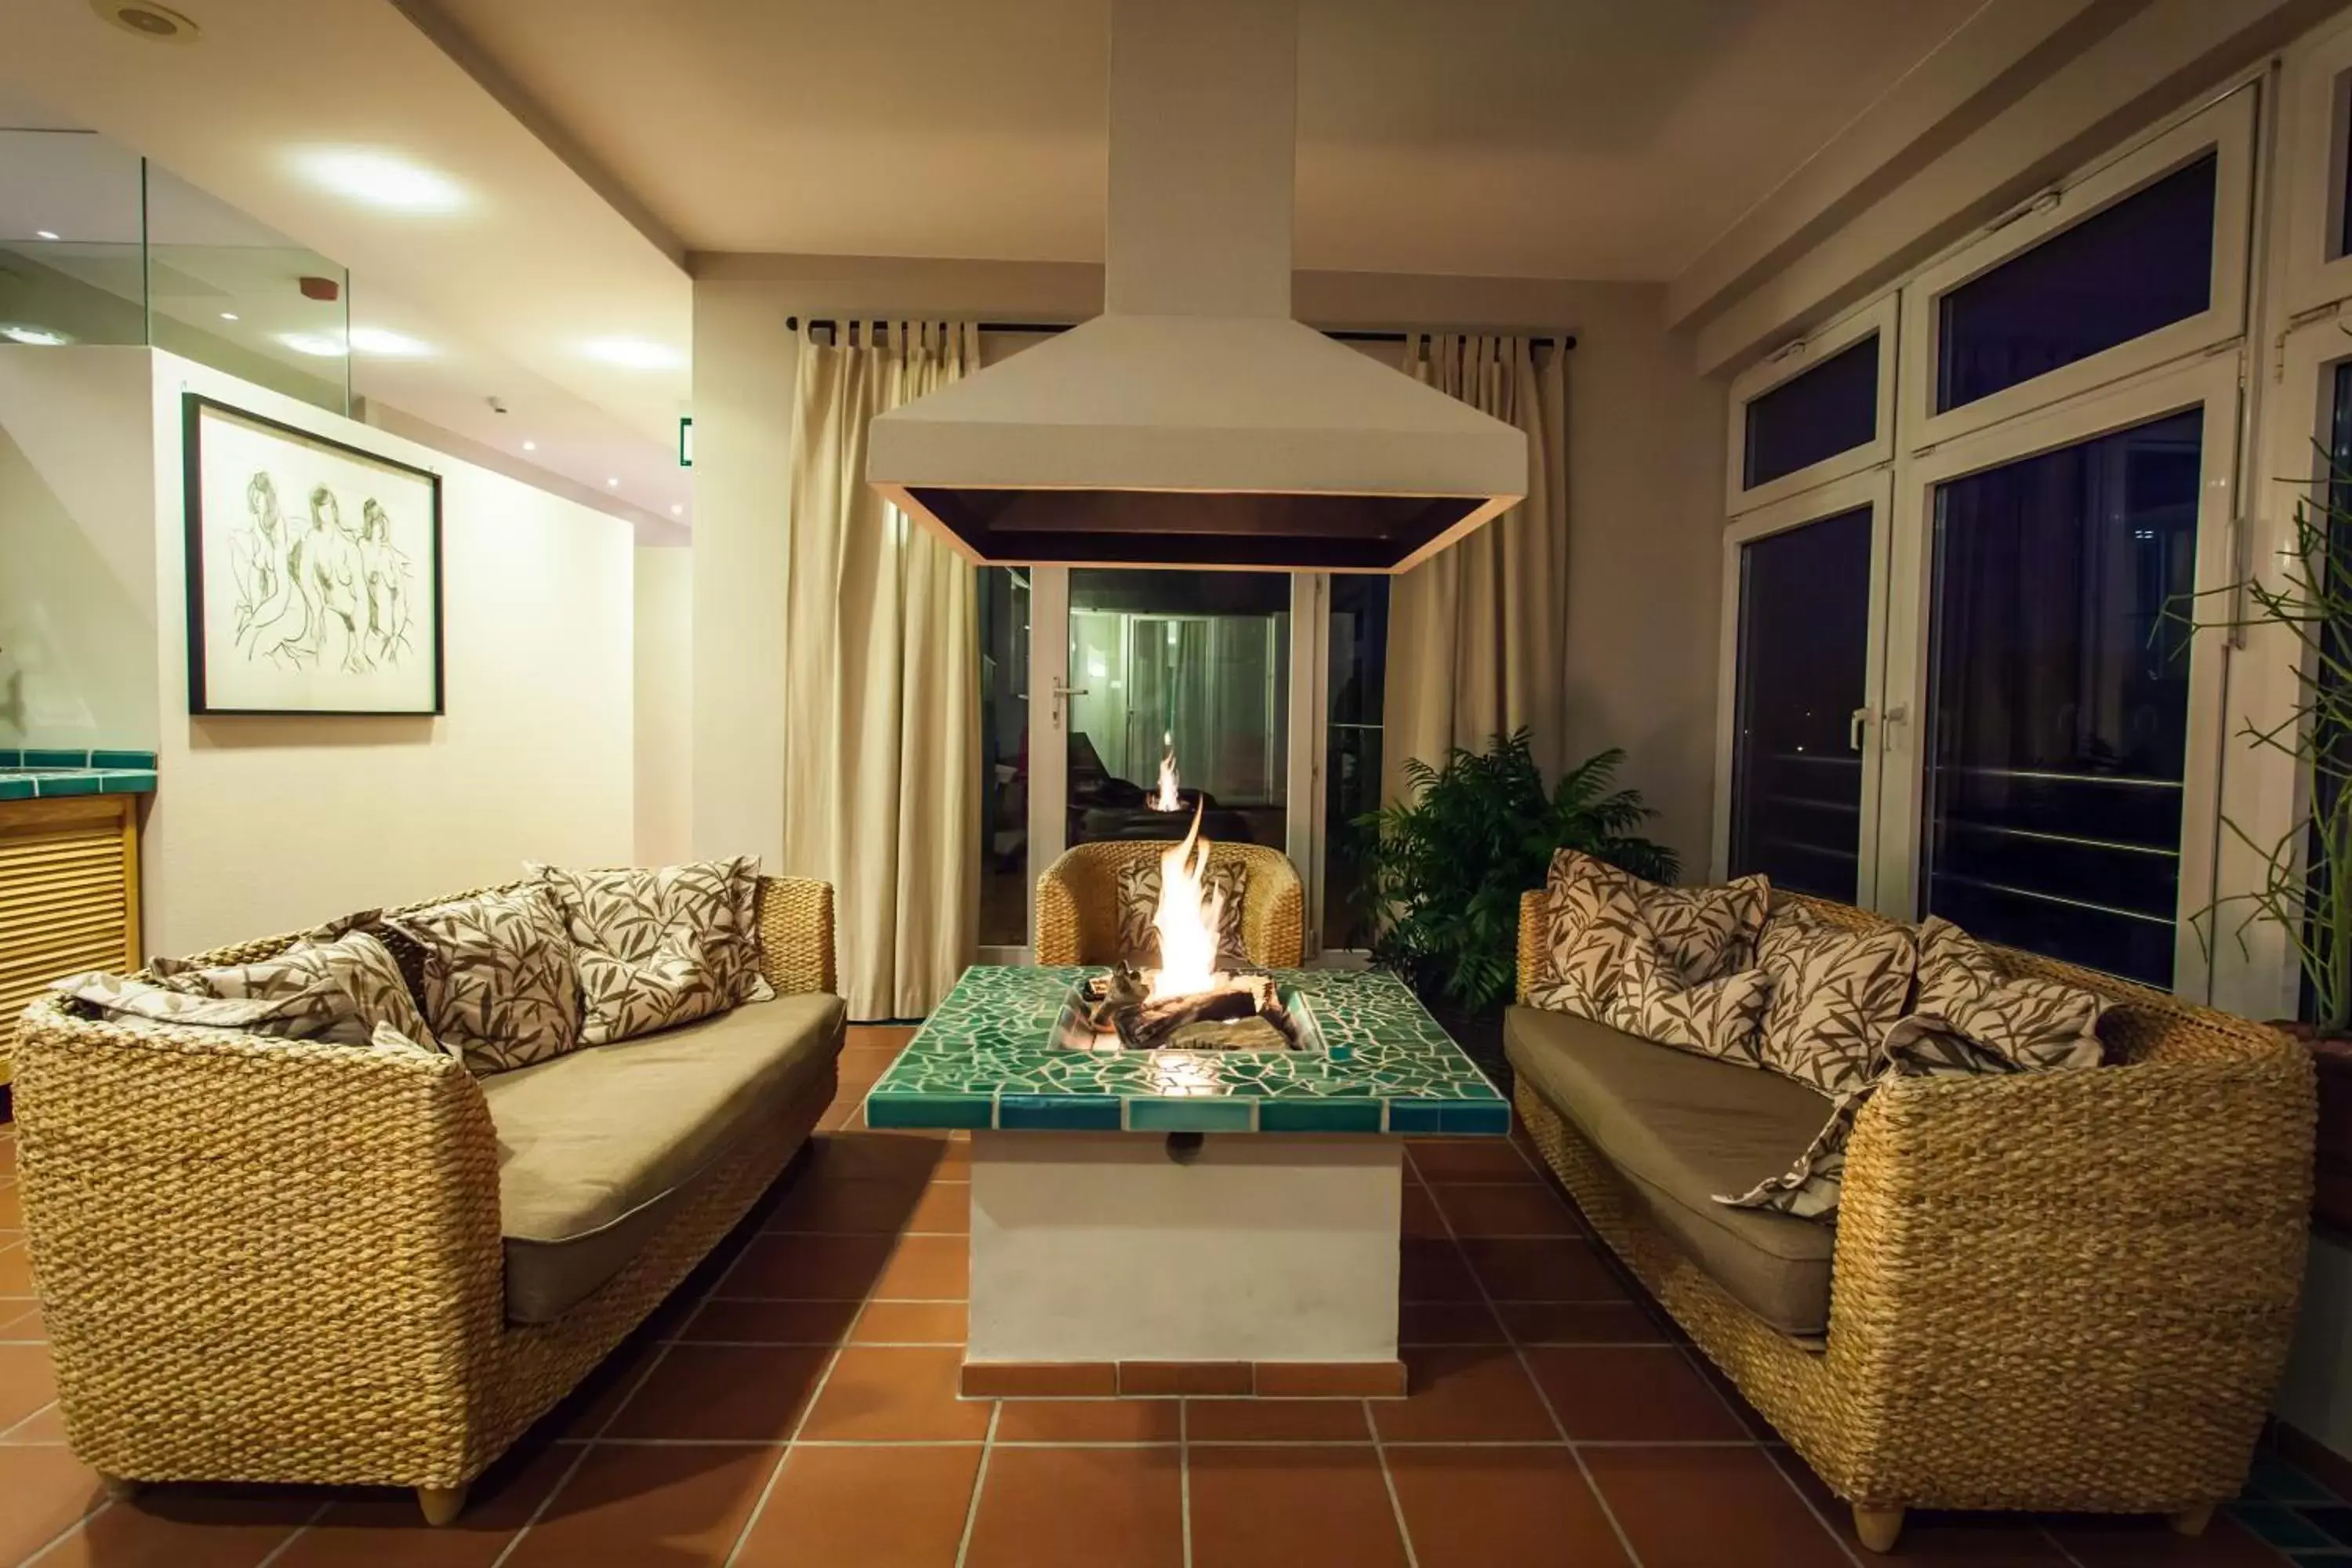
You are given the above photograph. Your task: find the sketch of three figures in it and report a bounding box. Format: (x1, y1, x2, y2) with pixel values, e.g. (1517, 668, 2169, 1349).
(230, 471, 415, 673)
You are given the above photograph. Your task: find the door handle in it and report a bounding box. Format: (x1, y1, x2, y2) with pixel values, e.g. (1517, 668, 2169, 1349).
(1849, 708, 1870, 752)
(1051, 677, 1089, 731)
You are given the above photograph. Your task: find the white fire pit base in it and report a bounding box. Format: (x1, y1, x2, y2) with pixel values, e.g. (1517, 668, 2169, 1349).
(962, 1130, 1404, 1396)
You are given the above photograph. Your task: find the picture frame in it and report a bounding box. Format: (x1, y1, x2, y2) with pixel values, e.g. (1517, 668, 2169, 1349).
(183, 394, 445, 717)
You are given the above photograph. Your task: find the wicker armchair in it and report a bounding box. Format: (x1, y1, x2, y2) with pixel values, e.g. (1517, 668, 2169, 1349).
(1510, 889, 2314, 1552)
(13, 876, 837, 1525)
(1034, 839, 1305, 968)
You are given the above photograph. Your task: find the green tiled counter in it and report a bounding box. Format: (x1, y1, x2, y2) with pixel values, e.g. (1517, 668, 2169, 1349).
(0, 749, 160, 800)
(866, 965, 1508, 1135)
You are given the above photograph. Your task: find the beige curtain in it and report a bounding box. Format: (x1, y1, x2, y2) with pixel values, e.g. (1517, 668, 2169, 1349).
(781, 321, 980, 1018)
(1381, 333, 1570, 803)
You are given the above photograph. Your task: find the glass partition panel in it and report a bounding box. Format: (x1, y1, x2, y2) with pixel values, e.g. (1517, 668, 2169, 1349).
(1921, 409, 2201, 985)
(977, 566, 1031, 948)
(144, 163, 348, 414)
(1325, 575, 1389, 948)
(0, 130, 146, 349)
(1936, 154, 2216, 414)
(1066, 569, 1289, 851)
(1728, 506, 1874, 900)
(1743, 334, 1878, 492)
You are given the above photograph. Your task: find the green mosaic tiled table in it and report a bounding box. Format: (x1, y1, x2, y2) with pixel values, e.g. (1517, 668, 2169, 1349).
(865, 965, 1508, 1136)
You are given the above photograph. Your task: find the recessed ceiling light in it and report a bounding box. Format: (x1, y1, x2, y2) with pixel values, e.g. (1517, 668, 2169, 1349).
(277, 331, 347, 358)
(583, 337, 681, 371)
(605, 477, 620, 488)
(1, 324, 71, 346)
(218, 311, 238, 321)
(90, 2, 201, 42)
(670, 503, 684, 515)
(292, 150, 465, 213)
(347, 326, 429, 357)
(34, 230, 59, 241)
(521, 439, 537, 452)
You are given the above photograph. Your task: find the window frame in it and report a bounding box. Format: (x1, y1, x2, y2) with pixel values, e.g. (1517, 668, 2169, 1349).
(1897, 90, 2254, 454)
(2278, 9, 2352, 318)
(1723, 294, 1897, 516)
(1711, 466, 1895, 905)
(1875, 353, 2242, 999)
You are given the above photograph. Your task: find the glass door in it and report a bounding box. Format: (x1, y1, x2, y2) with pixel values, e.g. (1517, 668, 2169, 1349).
(1878, 357, 2239, 994)
(1715, 470, 1893, 903)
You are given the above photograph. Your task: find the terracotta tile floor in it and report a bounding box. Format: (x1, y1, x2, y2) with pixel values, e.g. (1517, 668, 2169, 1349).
(0, 1034, 2318, 1566)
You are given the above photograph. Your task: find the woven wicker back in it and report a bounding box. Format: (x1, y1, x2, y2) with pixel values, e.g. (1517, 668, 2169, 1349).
(1036, 840, 1305, 967)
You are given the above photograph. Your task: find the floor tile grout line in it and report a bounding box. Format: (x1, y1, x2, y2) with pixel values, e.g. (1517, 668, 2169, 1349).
(1754, 1447, 1867, 1568)
(1429, 1162, 1647, 1568)
(16, 1497, 111, 1565)
(1366, 1396, 1422, 1568)
(950, 1400, 1000, 1568)
(1178, 1394, 1193, 1568)
(251, 1500, 336, 1568)
(0, 1399, 56, 1440)
(488, 1314, 686, 1568)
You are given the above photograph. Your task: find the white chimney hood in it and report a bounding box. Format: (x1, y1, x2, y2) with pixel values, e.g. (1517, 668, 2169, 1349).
(866, 0, 1529, 573)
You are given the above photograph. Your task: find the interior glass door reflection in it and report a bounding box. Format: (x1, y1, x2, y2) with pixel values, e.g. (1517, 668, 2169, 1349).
(1064, 569, 1290, 849)
(1727, 501, 1879, 901)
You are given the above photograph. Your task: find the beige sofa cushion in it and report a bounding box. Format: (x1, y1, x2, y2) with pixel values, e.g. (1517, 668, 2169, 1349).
(481, 993, 846, 1323)
(1505, 1004, 1837, 1338)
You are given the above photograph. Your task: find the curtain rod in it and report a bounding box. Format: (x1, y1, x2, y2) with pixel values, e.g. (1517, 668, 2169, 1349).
(784, 316, 1574, 351)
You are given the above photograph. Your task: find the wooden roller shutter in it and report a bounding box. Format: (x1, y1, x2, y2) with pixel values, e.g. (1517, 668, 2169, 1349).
(0, 796, 140, 1087)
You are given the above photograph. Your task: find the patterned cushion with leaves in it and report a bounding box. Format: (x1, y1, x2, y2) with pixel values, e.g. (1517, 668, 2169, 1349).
(1752, 907, 1915, 1096)
(1529, 851, 1769, 1021)
(1907, 916, 2105, 1072)
(1113, 858, 1251, 970)
(531, 858, 773, 997)
(62, 930, 450, 1058)
(1602, 912, 1772, 1065)
(379, 885, 584, 1073)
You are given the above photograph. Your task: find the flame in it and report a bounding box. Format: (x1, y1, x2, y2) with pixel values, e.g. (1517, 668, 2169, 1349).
(1148, 731, 1181, 811)
(1148, 800, 1227, 1000)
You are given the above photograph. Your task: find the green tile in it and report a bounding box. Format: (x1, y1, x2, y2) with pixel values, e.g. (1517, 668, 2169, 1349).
(0, 750, 20, 768)
(863, 1092, 993, 1131)
(32, 774, 101, 797)
(89, 750, 157, 770)
(23, 749, 86, 768)
(1127, 1098, 1254, 1132)
(98, 770, 158, 795)
(1000, 1094, 1122, 1131)
(0, 776, 31, 800)
(1258, 1098, 1382, 1133)
(1439, 1102, 1512, 1136)
(1384, 1102, 1443, 1134)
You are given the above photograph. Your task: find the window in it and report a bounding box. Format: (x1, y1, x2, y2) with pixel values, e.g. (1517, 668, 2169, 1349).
(1744, 334, 1879, 490)
(1323, 575, 1388, 949)
(976, 566, 1030, 949)
(1918, 409, 2202, 985)
(1935, 154, 2216, 414)
(1727, 506, 1875, 901)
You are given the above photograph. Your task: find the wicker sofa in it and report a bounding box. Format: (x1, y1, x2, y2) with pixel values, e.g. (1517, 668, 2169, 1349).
(1034, 839, 1305, 967)
(1508, 889, 2315, 1553)
(13, 875, 842, 1525)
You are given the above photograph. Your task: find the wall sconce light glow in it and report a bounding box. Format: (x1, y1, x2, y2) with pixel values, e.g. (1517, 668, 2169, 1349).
(278, 332, 347, 358)
(670, 503, 684, 515)
(521, 439, 537, 451)
(293, 150, 466, 213)
(219, 311, 239, 321)
(583, 337, 682, 371)
(605, 476, 620, 488)
(347, 326, 430, 357)
(34, 230, 59, 241)
(2, 324, 71, 346)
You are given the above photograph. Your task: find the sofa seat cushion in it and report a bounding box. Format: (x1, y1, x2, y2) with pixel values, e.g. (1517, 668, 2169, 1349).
(1505, 1004, 1838, 1338)
(481, 993, 847, 1323)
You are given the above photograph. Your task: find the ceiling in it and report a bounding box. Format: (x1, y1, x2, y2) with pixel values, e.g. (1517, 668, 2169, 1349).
(417, 0, 1987, 279)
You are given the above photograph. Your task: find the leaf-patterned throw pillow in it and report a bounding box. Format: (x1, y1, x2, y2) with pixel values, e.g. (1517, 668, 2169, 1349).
(1112, 858, 1251, 970)
(63, 931, 451, 1058)
(1752, 907, 1915, 1096)
(528, 858, 775, 1046)
(1602, 913, 1771, 1065)
(1528, 851, 1769, 1021)
(380, 885, 583, 1072)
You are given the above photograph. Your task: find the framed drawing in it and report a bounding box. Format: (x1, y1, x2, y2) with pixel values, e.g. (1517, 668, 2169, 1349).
(183, 394, 445, 716)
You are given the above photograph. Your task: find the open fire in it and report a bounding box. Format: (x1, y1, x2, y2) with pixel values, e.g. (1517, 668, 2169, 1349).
(1147, 731, 1182, 811)
(1070, 800, 1308, 1051)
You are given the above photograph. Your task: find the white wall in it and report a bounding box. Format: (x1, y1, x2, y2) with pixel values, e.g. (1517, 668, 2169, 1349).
(634, 543, 693, 865)
(688, 261, 1727, 872)
(0, 346, 162, 750)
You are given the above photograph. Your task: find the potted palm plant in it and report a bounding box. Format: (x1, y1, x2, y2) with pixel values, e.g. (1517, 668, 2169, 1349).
(1349, 730, 1675, 1080)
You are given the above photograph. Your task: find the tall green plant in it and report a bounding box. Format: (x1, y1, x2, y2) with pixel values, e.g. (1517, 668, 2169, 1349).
(2175, 450, 2352, 1031)
(1351, 731, 1675, 1012)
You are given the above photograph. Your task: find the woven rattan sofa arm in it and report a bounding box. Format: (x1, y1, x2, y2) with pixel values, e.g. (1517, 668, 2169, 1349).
(14, 996, 506, 1485)
(1517, 889, 1547, 1004)
(1036, 861, 1086, 965)
(1823, 1049, 2315, 1508)
(757, 877, 837, 996)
